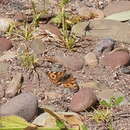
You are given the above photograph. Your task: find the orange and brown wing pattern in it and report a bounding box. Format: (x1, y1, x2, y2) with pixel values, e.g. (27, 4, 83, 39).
(47, 71, 65, 85)
(62, 76, 79, 90)
(47, 67, 79, 90)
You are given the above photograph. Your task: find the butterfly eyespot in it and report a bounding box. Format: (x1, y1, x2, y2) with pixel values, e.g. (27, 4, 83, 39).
(48, 72, 57, 79)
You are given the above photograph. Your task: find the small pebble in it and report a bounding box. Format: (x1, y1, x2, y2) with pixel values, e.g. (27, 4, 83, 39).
(120, 66, 130, 74)
(5, 73, 23, 98)
(95, 38, 115, 56)
(84, 52, 98, 67)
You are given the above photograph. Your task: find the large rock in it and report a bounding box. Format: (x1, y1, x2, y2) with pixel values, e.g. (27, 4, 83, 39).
(86, 20, 130, 43)
(55, 55, 84, 71)
(33, 112, 82, 128)
(102, 49, 130, 69)
(0, 93, 38, 121)
(70, 88, 97, 112)
(0, 38, 13, 52)
(33, 112, 56, 127)
(72, 20, 130, 44)
(103, 1, 130, 16)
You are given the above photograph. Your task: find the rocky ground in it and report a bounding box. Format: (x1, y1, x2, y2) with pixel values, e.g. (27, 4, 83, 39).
(0, 0, 130, 130)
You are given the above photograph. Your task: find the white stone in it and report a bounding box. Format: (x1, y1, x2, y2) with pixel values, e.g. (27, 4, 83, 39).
(84, 52, 98, 67)
(0, 18, 15, 32)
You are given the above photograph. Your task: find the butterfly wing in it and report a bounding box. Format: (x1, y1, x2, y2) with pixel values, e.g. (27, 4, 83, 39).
(47, 71, 79, 90)
(62, 75, 79, 89)
(47, 71, 65, 85)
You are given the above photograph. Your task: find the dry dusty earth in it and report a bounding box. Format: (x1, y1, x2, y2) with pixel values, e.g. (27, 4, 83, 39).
(0, 0, 130, 130)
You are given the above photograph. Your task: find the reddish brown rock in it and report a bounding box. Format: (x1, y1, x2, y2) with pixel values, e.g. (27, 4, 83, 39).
(0, 93, 38, 121)
(55, 55, 84, 71)
(70, 88, 97, 112)
(102, 49, 130, 69)
(0, 38, 13, 51)
(39, 24, 62, 38)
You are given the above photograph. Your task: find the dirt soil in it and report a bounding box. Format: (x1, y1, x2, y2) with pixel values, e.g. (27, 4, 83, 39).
(0, 0, 130, 130)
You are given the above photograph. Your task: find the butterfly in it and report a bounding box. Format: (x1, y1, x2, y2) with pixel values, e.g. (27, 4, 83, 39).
(46, 71, 79, 90)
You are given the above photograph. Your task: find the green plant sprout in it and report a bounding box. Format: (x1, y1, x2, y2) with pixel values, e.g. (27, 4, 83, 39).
(6, 1, 48, 40)
(100, 96, 124, 108)
(90, 108, 112, 123)
(20, 48, 38, 70)
(6, 23, 16, 36)
(6, 22, 34, 41)
(59, 0, 76, 49)
(108, 124, 115, 130)
(90, 96, 124, 129)
(20, 23, 33, 40)
(31, 0, 48, 27)
(51, 0, 76, 50)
